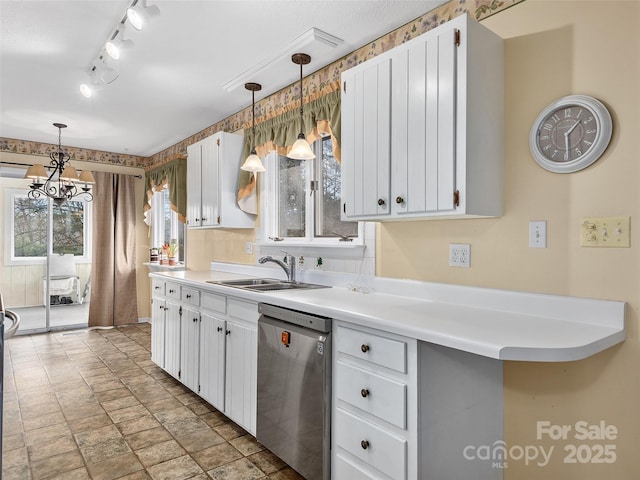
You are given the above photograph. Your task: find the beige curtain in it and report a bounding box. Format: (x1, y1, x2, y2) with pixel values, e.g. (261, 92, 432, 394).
(89, 172, 138, 327)
(143, 156, 187, 224)
(237, 88, 341, 213)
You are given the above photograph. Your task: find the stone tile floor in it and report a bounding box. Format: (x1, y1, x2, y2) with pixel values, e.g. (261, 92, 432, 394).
(2, 323, 303, 480)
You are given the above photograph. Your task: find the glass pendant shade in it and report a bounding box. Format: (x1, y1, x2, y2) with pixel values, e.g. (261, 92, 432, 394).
(242, 82, 265, 173)
(288, 53, 315, 160)
(241, 151, 266, 172)
(288, 135, 316, 160)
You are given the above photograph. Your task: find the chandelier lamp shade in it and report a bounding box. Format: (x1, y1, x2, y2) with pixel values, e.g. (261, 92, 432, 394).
(24, 123, 95, 207)
(241, 82, 266, 173)
(288, 53, 315, 160)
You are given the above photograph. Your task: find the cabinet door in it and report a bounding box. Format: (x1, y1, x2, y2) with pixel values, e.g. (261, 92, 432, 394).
(180, 306, 200, 392)
(201, 136, 220, 227)
(199, 312, 226, 411)
(187, 142, 203, 227)
(164, 300, 181, 379)
(224, 321, 257, 434)
(341, 57, 392, 219)
(151, 297, 166, 368)
(392, 24, 457, 215)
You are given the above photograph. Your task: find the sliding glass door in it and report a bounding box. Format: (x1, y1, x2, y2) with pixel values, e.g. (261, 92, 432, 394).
(1, 165, 91, 334)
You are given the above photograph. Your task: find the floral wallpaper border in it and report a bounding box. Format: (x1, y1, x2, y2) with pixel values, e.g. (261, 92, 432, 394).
(0, 0, 523, 170)
(0, 137, 144, 168)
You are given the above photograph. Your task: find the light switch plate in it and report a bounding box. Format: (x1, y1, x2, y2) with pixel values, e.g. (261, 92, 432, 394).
(580, 216, 630, 247)
(245, 242, 253, 254)
(529, 221, 547, 248)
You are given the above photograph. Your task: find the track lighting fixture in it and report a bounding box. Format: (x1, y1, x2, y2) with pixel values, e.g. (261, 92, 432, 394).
(80, 0, 159, 98)
(127, 0, 160, 31)
(105, 23, 133, 61)
(288, 53, 315, 160)
(241, 83, 266, 173)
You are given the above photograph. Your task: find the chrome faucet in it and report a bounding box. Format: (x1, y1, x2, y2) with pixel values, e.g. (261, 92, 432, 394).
(258, 253, 296, 283)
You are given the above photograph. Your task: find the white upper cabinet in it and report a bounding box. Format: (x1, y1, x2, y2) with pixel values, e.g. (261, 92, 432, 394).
(341, 14, 504, 221)
(187, 131, 255, 228)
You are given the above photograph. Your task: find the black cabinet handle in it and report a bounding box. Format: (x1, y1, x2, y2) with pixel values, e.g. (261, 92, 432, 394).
(361, 388, 369, 398)
(361, 440, 369, 450)
(377, 198, 385, 206)
(361, 344, 370, 353)
(396, 196, 404, 204)
(217, 327, 223, 332)
(225, 330, 231, 335)
(186, 294, 191, 299)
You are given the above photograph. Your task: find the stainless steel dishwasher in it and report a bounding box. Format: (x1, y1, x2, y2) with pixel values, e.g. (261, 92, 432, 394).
(257, 303, 332, 480)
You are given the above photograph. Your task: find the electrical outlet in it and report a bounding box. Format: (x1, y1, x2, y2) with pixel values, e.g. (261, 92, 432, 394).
(449, 244, 470, 267)
(245, 242, 253, 254)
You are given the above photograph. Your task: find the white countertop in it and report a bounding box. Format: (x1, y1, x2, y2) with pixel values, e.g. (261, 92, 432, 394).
(150, 263, 626, 362)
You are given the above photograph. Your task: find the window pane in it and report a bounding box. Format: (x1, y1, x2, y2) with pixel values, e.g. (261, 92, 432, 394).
(13, 197, 47, 257)
(317, 137, 358, 237)
(13, 197, 85, 257)
(52, 201, 85, 255)
(278, 156, 306, 238)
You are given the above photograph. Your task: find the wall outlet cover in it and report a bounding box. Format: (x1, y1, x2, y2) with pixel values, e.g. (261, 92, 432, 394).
(449, 244, 470, 268)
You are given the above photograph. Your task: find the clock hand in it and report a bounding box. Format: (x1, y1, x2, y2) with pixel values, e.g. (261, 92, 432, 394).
(563, 120, 580, 160)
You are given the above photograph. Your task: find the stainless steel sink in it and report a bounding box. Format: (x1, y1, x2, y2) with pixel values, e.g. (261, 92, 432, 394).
(207, 278, 329, 292)
(244, 282, 329, 291)
(208, 278, 280, 287)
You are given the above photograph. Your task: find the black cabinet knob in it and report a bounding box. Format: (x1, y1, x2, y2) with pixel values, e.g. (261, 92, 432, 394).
(361, 344, 370, 353)
(377, 198, 385, 206)
(396, 196, 404, 204)
(361, 440, 369, 450)
(361, 388, 370, 398)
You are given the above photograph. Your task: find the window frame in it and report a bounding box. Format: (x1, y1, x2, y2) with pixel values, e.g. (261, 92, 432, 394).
(149, 184, 186, 262)
(257, 138, 364, 247)
(4, 189, 93, 266)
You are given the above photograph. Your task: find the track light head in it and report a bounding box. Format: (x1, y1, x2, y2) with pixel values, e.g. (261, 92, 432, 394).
(126, 0, 160, 31)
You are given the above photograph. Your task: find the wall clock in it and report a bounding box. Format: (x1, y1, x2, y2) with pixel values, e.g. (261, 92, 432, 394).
(529, 95, 612, 173)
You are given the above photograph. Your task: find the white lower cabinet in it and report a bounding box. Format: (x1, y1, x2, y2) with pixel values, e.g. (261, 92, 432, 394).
(333, 322, 416, 480)
(199, 311, 226, 411)
(333, 321, 504, 480)
(150, 277, 258, 436)
(224, 299, 258, 435)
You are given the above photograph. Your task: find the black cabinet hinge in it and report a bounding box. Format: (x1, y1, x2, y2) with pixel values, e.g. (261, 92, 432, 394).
(216, 138, 220, 146)
(454, 190, 460, 207)
(343, 81, 347, 93)
(454, 29, 461, 47)
(179, 306, 182, 316)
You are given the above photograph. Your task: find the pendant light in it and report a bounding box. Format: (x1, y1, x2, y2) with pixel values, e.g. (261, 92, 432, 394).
(288, 53, 315, 160)
(241, 83, 266, 173)
(24, 123, 95, 207)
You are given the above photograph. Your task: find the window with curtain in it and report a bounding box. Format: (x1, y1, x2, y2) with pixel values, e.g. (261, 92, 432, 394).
(149, 184, 185, 262)
(144, 157, 187, 262)
(260, 135, 361, 245)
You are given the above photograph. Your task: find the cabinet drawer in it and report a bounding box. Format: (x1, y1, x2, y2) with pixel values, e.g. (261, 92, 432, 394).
(228, 299, 258, 324)
(335, 453, 382, 480)
(182, 287, 200, 307)
(336, 361, 406, 429)
(336, 325, 407, 373)
(152, 279, 165, 295)
(201, 291, 226, 314)
(165, 282, 181, 300)
(335, 408, 407, 480)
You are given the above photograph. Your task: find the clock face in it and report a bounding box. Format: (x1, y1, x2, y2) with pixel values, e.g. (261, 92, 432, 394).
(529, 95, 612, 173)
(536, 104, 598, 163)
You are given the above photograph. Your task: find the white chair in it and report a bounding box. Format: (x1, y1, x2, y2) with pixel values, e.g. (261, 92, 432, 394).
(43, 254, 80, 306)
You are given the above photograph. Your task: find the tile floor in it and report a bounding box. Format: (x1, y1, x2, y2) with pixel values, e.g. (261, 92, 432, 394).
(2, 323, 303, 480)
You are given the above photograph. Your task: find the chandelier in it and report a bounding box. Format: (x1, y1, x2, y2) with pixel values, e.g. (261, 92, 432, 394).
(24, 123, 95, 207)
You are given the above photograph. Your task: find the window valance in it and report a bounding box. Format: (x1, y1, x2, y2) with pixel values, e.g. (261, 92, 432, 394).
(237, 89, 341, 214)
(143, 156, 187, 224)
